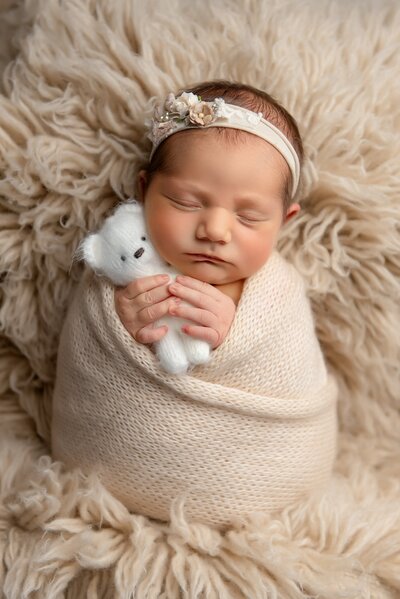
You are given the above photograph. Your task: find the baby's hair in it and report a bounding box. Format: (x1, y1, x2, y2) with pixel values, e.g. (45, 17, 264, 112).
(138, 79, 304, 216)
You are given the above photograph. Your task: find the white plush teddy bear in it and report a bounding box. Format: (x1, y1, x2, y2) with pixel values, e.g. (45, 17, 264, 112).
(77, 199, 211, 375)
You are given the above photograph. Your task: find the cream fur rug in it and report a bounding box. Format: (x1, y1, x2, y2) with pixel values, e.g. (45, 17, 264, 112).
(0, 0, 399, 597)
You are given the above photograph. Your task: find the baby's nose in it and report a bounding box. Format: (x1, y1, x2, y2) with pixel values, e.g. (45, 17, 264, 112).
(197, 208, 232, 243)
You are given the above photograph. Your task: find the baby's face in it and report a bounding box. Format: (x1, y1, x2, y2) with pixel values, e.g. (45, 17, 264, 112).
(138, 130, 300, 285)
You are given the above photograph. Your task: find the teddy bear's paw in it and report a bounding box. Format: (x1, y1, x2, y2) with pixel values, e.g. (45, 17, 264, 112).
(182, 338, 210, 365)
(156, 333, 190, 375)
(159, 355, 190, 375)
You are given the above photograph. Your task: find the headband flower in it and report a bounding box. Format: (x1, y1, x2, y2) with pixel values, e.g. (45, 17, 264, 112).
(147, 92, 227, 145)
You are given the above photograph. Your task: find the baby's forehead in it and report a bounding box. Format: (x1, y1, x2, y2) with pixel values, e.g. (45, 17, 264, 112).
(161, 128, 289, 185)
(167, 127, 269, 153)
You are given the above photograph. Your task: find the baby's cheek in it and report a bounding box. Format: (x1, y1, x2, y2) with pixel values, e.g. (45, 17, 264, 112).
(145, 219, 176, 261)
(238, 235, 274, 276)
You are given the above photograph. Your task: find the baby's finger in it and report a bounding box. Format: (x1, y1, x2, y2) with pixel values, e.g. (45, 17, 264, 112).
(136, 282, 172, 309)
(118, 274, 170, 300)
(137, 296, 180, 326)
(181, 324, 219, 348)
(174, 275, 225, 302)
(168, 281, 217, 312)
(136, 324, 168, 345)
(169, 302, 217, 329)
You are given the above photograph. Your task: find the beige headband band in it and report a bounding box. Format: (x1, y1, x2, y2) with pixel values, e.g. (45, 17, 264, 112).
(145, 92, 300, 199)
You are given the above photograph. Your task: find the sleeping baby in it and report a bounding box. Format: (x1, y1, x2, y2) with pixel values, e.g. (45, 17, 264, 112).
(51, 80, 338, 529)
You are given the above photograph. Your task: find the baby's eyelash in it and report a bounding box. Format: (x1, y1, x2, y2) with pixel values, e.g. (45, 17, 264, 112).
(237, 214, 262, 223)
(169, 197, 200, 208)
(167, 195, 265, 222)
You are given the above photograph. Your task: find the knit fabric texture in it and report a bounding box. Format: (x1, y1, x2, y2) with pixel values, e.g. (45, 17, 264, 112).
(51, 250, 338, 528)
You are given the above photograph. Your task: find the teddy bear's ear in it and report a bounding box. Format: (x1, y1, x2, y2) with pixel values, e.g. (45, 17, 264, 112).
(75, 233, 102, 270)
(123, 199, 143, 212)
(110, 199, 143, 221)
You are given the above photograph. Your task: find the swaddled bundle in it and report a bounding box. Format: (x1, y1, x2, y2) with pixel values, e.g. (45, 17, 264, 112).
(51, 250, 338, 528)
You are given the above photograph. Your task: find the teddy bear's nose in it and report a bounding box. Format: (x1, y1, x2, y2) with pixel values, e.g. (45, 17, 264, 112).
(134, 247, 144, 259)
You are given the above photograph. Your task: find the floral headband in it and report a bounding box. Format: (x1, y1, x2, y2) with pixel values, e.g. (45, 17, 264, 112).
(145, 91, 300, 199)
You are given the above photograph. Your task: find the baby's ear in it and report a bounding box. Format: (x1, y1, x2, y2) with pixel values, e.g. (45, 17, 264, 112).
(75, 233, 102, 269)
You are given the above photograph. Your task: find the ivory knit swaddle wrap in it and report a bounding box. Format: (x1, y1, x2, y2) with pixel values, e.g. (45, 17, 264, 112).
(51, 250, 338, 528)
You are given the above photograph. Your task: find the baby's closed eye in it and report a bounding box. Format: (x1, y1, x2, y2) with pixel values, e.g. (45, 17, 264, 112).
(166, 196, 201, 209)
(237, 212, 267, 224)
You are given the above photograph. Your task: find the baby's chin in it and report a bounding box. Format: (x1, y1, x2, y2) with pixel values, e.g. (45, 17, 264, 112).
(170, 260, 239, 285)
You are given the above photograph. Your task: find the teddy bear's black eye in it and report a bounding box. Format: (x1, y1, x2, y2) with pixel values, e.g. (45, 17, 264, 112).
(120, 255, 126, 262)
(141, 236, 146, 241)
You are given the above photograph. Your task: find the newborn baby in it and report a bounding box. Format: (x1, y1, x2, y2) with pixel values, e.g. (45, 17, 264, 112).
(51, 81, 338, 529)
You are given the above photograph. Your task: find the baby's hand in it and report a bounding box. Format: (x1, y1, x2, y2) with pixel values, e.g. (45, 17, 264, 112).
(167, 275, 236, 349)
(114, 274, 180, 345)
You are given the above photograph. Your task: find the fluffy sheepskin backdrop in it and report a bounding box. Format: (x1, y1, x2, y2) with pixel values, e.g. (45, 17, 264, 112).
(0, 0, 399, 597)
